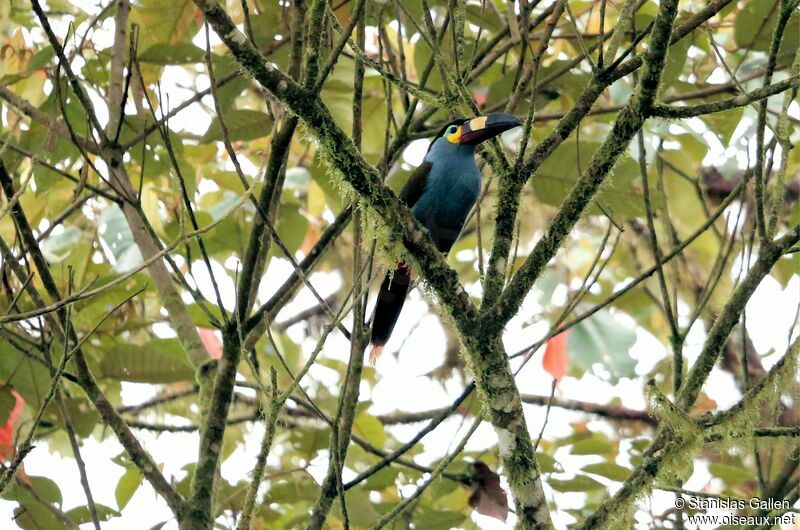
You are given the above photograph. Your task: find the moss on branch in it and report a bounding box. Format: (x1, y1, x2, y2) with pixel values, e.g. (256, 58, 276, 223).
(487, 0, 681, 332)
(193, 0, 477, 338)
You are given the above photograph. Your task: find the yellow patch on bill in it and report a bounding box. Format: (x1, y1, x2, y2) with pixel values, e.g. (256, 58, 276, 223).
(468, 116, 487, 131)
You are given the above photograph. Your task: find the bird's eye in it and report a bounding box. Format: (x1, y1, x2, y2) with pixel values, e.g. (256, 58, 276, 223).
(448, 126, 457, 134)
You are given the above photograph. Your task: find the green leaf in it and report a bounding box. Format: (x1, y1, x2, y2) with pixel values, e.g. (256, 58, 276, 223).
(99, 205, 143, 273)
(533, 140, 661, 217)
(116, 466, 143, 510)
(33, 164, 63, 194)
(774, 252, 800, 286)
(83, 56, 111, 85)
(7, 477, 67, 530)
(570, 437, 615, 455)
(582, 462, 631, 481)
(205, 169, 248, 192)
(186, 303, 226, 328)
(353, 413, 386, 447)
(130, 0, 200, 48)
(709, 463, 754, 485)
(210, 55, 251, 110)
(309, 154, 345, 211)
(465, 4, 504, 32)
(30, 477, 63, 504)
(321, 59, 392, 161)
(567, 308, 637, 382)
(275, 198, 308, 254)
(660, 33, 690, 89)
(71, 274, 148, 330)
(201, 109, 273, 143)
(535, 451, 561, 474)
(141, 182, 166, 236)
(26, 47, 55, 72)
(414, 507, 466, 530)
(0, 343, 50, 405)
(65, 504, 120, 524)
(0, 387, 17, 425)
(702, 107, 745, 145)
(99, 339, 194, 383)
(336, 489, 382, 527)
(40, 226, 83, 263)
(58, 397, 100, 438)
(289, 427, 330, 457)
(268, 478, 319, 503)
(734, 0, 799, 59)
(633, 0, 659, 27)
(363, 466, 399, 491)
(138, 43, 205, 64)
(548, 474, 605, 492)
(249, 9, 288, 49)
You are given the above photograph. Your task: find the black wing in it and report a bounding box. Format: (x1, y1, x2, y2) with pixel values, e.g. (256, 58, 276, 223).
(398, 161, 432, 208)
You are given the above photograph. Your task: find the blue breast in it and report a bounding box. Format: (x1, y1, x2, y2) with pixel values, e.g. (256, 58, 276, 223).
(411, 140, 481, 251)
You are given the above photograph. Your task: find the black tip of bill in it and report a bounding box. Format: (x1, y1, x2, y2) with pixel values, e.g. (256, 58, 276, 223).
(459, 112, 523, 145)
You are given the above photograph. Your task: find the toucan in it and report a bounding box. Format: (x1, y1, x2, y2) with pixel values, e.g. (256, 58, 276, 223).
(368, 113, 523, 363)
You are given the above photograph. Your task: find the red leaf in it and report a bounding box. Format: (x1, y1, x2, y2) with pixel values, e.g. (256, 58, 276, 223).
(468, 462, 509, 521)
(473, 91, 488, 109)
(198, 327, 222, 360)
(542, 329, 570, 381)
(0, 390, 25, 461)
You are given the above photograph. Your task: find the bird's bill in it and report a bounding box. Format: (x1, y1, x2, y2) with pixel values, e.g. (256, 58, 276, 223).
(458, 112, 523, 145)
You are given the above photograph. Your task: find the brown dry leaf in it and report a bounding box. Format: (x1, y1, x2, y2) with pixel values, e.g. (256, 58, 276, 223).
(690, 394, 718, 415)
(468, 462, 509, 522)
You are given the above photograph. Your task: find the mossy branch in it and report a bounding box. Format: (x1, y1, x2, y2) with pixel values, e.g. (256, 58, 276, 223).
(706, 336, 799, 438)
(488, 0, 682, 332)
(193, 0, 478, 339)
(479, 0, 731, 317)
(580, 224, 800, 529)
(651, 75, 800, 118)
(182, 327, 242, 529)
(677, 225, 800, 410)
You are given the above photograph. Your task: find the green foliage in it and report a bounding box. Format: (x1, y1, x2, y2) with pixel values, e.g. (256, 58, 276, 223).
(549, 475, 605, 492)
(534, 140, 662, 217)
(201, 109, 273, 143)
(115, 466, 144, 511)
(0, 388, 18, 425)
(567, 308, 638, 382)
(139, 43, 206, 65)
(3, 476, 66, 530)
(734, 0, 799, 59)
(65, 504, 120, 525)
(0, 0, 797, 528)
(581, 462, 632, 482)
(99, 339, 195, 383)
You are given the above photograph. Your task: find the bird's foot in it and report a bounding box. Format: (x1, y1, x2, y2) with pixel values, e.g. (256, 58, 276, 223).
(368, 343, 384, 365)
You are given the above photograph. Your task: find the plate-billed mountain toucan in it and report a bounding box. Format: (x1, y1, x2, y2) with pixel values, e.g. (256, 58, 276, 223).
(368, 112, 523, 363)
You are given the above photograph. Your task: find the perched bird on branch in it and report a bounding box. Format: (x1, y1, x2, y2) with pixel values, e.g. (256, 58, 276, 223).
(368, 113, 523, 363)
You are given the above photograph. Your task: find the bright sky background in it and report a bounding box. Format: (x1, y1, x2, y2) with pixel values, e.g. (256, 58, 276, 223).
(2, 1, 799, 529)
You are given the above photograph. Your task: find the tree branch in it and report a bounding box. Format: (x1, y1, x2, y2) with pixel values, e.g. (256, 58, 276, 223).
(193, 0, 478, 342)
(651, 75, 800, 118)
(579, 227, 800, 529)
(487, 0, 682, 332)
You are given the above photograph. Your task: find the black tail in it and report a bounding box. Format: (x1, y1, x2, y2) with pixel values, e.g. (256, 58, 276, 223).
(368, 263, 412, 363)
